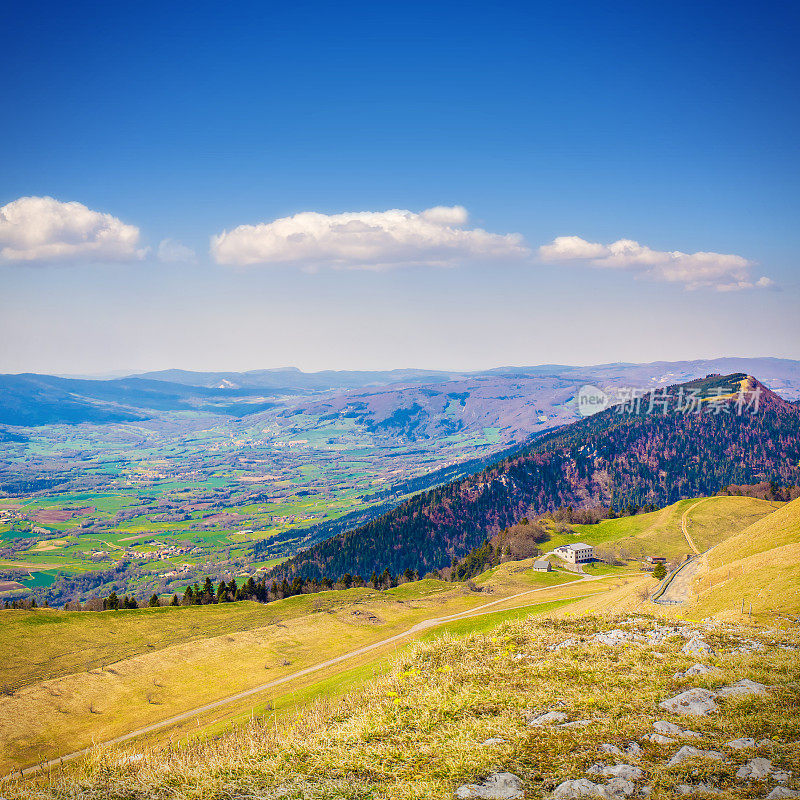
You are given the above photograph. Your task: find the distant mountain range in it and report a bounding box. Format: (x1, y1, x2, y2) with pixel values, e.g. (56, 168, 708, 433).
(134, 366, 464, 391)
(136, 358, 800, 397)
(0, 374, 281, 426)
(268, 374, 800, 581)
(2, 357, 800, 429)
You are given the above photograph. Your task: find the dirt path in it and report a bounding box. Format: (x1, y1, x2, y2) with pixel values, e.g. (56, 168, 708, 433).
(653, 499, 714, 604)
(680, 499, 708, 555)
(9, 576, 609, 779)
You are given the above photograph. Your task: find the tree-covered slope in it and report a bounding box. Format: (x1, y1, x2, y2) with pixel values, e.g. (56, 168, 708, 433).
(270, 374, 800, 580)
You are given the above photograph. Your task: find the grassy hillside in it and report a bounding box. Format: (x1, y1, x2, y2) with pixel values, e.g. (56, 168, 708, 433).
(7, 615, 798, 800)
(559, 496, 800, 625)
(687, 497, 800, 621)
(3, 492, 797, 783)
(708, 495, 800, 567)
(0, 562, 619, 774)
(569, 496, 783, 560)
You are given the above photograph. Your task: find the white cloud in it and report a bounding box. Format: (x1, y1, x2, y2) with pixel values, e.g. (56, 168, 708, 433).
(538, 235, 772, 291)
(0, 196, 144, 264)
(157, 238, 196, 263)
(211, 206, 529, 269)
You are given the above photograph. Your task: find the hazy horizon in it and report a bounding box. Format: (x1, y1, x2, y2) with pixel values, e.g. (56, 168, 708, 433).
(10, 354, 800, 381)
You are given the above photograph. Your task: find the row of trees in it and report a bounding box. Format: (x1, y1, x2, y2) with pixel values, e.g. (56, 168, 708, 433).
(3, 567, 426, 612)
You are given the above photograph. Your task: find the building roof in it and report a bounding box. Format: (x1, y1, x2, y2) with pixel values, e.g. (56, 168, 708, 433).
(533, 559, 550, 567)
(557, 542, 592, 551)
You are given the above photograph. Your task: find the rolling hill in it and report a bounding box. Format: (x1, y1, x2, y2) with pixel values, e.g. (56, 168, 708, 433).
(270, 374, 800, 580)
(688, 495, 800, 620)
(136, 358, 800, 401)
(568, 495, 784, 560)
(0, 561, 602, 774)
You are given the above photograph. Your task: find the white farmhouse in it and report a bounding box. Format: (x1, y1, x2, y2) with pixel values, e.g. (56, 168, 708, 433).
(553, 543, 594, 564)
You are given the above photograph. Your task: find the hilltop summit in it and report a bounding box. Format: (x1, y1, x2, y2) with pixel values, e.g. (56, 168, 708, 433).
(271, 374, 800, 580)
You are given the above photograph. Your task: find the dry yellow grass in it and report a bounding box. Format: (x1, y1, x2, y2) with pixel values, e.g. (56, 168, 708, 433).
(3, 496, 796, 787)
(709, 496, 800, 569)
(0, 562, 612, 774)
(6, 614, 798, 800)
(684, 498, 800, 623)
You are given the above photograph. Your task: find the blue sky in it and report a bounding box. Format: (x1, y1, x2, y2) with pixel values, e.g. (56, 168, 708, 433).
(1, 0, 798, 374)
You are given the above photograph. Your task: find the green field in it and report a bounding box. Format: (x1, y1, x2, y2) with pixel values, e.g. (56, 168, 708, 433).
(3, 491, 799, 780)
(0, 402, 517, 604)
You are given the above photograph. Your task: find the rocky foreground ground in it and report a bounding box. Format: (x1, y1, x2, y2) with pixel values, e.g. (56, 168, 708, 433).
(6, 615, 800, 800)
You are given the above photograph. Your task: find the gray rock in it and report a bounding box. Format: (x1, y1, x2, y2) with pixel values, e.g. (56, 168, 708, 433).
(624, 743, 642, 758)
(653, 721, 683, 737)
(599, 741, 642, 759)
(599, 765, 644, 781)
(549, 638, 579, 652)
(593, 629, 635, 646)
(732, 639, 765, 653)
(676, 784, 723, 796)
(717, 679, 768, 698)
(645, 626, 681, 645)
(766, 789, 800, 799)
(685, 663, 721, 676)
(603, 778, 636, 798)
(734, 756, 791, 783)
(455, 772, 524, 799)
(674, 663, 723, 679)
(659, 688, 718, 716)
(551, 778, 606, 798)
(726, 737, 757, 749)
(560, 719, 592, 728)
(481, 738, 506, 746)
(653, 721, 701, 738)
(666, 745, 724, 767)
(737, 758, 773, 779)
(682, 638, 717, 658)
(529, 710, 569, 726)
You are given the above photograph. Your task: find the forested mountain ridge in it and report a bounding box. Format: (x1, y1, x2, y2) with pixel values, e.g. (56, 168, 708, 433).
(269, 374, 800, 580)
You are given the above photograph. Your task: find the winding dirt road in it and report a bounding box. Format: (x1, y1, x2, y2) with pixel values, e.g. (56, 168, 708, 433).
(656, 557, 704, 604)
(656, 497, 725, 604)
(680, 499, 707, 555)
